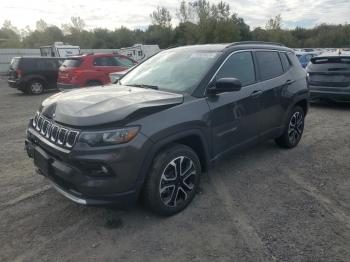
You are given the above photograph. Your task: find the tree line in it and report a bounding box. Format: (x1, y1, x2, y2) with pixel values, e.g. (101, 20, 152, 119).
(0, 0, 349, 49)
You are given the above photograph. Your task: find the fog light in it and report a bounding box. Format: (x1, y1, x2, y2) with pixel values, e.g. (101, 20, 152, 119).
(87, 164, 114, 177)
(101, 166, 108, 174)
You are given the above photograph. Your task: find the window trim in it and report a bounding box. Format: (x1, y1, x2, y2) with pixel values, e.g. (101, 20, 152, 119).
(93, 56, 117, 67)
(254, 50, 285, 82)
(208, 50, 258, 87)
(213, 50, 257, 88)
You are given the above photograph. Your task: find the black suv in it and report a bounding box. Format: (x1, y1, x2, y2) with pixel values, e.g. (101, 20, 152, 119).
(25, 42, 309, 216)
(306, 52, 350, 102)
(8, 57, 64, 94)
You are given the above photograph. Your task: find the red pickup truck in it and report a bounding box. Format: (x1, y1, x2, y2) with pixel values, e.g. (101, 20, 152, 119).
(57, 53, 137, 90)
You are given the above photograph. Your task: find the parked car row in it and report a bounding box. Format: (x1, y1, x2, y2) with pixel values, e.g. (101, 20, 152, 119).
(7, 53, 137, 94)
(296, 52, 320, 68)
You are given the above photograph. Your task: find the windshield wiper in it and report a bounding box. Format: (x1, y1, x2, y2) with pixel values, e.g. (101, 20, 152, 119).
(125, 84, 158, 90)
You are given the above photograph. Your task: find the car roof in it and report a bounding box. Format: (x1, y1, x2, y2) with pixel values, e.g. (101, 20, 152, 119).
(319, 50, 350, 57)
(67, 53, 131, 59)
(66, 53, 109, 59)
(18, 56, 63, 59)
(295, 51, 319, 55)
(171, 44, 231, 52)
(170, 42, 292, 53)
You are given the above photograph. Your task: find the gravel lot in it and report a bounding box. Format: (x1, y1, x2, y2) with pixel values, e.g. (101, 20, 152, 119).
(0, 79, 349, 262)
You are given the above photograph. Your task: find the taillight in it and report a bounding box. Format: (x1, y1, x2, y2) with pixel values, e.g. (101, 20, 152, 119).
(16, 69, 22, 78)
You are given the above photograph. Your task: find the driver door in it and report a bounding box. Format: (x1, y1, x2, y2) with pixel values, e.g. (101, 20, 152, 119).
(206, 51, 262, 156)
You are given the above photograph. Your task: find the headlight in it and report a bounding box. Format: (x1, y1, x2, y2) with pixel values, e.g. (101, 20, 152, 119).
(79, 126, 139, 146)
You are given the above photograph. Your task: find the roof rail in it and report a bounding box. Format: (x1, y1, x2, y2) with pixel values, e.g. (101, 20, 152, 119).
(165, 44, 180, 50)
(226, 41, 285, 48)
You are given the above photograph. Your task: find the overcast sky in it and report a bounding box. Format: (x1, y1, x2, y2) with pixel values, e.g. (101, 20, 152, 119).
(1, 0, 350, 31)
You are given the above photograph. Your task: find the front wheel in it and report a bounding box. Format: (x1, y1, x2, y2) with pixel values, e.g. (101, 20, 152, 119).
(27, 79, 45, 95)
(275, 106, 305, 148)
(143, 144, 201, 216)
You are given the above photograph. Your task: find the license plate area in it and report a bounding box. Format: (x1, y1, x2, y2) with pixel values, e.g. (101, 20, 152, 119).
(311, 74, 349, 82)
(34, 147, 51, 176)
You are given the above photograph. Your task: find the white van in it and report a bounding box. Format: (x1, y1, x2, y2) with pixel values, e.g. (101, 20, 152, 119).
(40, 42, 81, 58)
(118, 44, 160, 62)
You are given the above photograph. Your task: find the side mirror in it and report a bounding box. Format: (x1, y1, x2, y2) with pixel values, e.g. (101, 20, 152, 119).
(208, 78, 242, 95)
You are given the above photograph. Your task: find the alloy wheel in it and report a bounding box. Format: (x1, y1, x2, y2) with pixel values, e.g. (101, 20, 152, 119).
(30, 82, 43, 94)
(159, 156, 197, 208)
(288, 111, 304, 145)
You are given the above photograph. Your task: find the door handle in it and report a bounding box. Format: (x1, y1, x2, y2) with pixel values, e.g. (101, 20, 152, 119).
(284, 79, 295, 85)
(250, 90, 263, 98)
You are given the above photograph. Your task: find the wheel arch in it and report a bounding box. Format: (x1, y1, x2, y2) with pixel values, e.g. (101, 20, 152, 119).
(136, 129, 210, 191)
(24, 75, 48, 87)
(295, 99, 309, 115)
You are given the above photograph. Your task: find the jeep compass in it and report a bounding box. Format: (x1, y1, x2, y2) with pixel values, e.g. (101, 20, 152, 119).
(25, 42, 309, 216)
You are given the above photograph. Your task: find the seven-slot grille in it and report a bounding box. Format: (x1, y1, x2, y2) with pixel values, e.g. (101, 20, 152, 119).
(32, 112, 79, 148)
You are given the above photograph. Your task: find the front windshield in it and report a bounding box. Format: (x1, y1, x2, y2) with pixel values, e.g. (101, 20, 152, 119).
(120, 48, 220, 93)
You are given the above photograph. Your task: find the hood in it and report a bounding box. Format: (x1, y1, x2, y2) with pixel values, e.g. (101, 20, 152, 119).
(40, 85, 183, 127)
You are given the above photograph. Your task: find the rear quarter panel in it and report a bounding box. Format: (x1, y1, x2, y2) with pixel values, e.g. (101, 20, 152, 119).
(283, 62, 309, 122)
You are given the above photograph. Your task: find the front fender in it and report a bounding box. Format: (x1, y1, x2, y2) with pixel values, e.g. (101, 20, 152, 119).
(135, 128, 210, 191)
(22, 74, 47, 84)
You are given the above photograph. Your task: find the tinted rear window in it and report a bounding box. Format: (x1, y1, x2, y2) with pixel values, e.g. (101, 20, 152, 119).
(308, 57, 350, 72)
(256, 51, 284, 81)
(61, 59, 82, 68)
(288, 53, 300, 67)
(18, 59, 59, 71)
(280, 52, 292, 71)
(93, 57, 116, 66)
(19, 59, 37, 70)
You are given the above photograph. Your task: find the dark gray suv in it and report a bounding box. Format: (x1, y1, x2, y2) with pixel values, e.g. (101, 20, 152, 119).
(25, 42, 309, 216)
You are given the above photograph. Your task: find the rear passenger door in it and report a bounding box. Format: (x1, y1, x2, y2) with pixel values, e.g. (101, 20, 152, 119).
(93, 57, 117, 83)
(254, 51, 291, 139)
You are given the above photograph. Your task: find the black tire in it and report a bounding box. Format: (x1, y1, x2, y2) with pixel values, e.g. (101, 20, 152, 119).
(27, 79, 45, 95)
(86, 81, 102, 87)
(275, 106, 305, 148)
(21, 88, 30, 95)
(143, 144, 201, 216)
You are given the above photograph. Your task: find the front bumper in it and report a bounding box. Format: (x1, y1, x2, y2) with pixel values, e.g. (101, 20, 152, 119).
(48, 180, 136, 205)
(25, 126, 152, 206)
(309, 85, 350, 102)
(8, 79, 22, 89)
